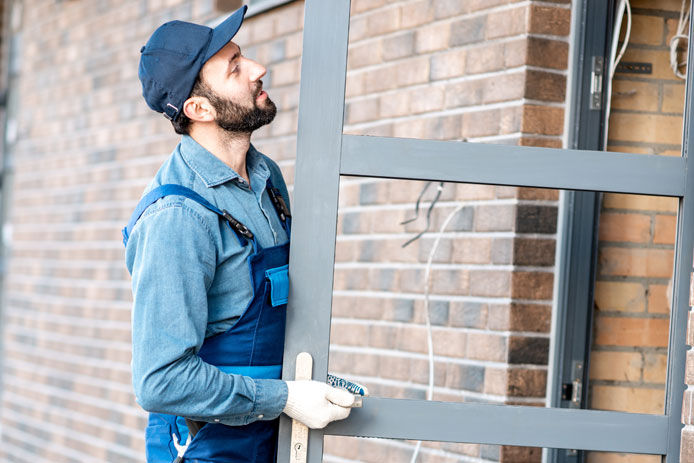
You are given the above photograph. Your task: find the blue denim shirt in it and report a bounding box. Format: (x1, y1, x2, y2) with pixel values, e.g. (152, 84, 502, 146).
(125, 135, 289, 426)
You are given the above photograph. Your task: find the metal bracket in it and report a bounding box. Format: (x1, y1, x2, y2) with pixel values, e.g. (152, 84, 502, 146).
(590, 56, 604, 110)
(615, 61, 652, 74)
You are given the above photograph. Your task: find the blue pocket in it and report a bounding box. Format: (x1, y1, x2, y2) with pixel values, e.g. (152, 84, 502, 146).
(265, 264, 289, 307)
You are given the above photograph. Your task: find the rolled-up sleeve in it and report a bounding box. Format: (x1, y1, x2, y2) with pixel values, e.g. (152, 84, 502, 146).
(125, 201, 288, 425)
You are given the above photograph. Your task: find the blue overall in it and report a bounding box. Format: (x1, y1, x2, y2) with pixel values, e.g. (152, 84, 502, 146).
(123, 180, 291, 463)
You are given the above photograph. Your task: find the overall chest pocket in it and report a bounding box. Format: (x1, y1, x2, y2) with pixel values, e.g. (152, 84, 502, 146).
(264, 264, 289, 307)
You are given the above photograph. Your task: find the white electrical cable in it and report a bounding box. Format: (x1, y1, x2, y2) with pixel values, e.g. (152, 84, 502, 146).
(409, 200, 465, 463)
(670, 0, 691, 79)
(603, 0, 632, 149)
(611, 0, 632, 77)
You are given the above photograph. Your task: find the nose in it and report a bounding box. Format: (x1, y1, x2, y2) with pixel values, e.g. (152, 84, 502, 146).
(247, 58, 266, 82)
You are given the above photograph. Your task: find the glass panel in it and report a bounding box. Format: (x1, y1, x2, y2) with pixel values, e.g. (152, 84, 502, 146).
(323, 437, 663, 462)
(330, 178, 555, 406)
(343, 1, 686, 159)
(329, 178, 675, 416)
(607, 0, 686, 158)
(588, 192, 676, 415)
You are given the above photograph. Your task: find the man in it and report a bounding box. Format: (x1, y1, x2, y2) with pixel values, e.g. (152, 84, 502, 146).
(123, 6, 354, 462)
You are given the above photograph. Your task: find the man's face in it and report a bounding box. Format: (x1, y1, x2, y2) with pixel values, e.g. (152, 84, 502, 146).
(196, 41, 276, 133)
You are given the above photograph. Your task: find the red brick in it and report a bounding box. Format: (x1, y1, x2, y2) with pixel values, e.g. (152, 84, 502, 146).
(598, 247, 674, 278)
(511, 271, 554, 300)
(594, 316, 670, 348)
(654, 214, 677, 245)
(529, 5, 571, 36)
(598, 212, 652, 243)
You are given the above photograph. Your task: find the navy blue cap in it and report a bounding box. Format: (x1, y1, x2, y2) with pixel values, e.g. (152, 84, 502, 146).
(138, 6, 248, 121)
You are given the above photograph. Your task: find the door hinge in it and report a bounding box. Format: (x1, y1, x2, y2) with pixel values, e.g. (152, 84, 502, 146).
(590, 56, 604, 110)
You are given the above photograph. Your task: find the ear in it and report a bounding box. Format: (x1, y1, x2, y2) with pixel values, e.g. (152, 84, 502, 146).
(182, 96, 215, 123)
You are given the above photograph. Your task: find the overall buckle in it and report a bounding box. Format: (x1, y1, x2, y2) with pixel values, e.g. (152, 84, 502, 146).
(222, 209, 254, 240)
(268, 187, 291, 222)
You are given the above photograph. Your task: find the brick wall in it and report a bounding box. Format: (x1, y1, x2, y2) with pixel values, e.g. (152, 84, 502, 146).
(1, 0, 689, 462)
(586, 1, 684, 462)
(326, 1, 570, 462)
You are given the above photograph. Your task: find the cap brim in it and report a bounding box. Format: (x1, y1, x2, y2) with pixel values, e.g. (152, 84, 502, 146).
(204, 5, 248, 62)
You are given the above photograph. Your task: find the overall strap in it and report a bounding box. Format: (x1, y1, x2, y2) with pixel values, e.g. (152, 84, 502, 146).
(121, 184, 254, 247)
(266, 178, 291, 236)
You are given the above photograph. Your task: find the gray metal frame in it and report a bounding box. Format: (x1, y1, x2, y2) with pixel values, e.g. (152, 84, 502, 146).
(279, 0, 693, 460)
(548, 1, 613, 461)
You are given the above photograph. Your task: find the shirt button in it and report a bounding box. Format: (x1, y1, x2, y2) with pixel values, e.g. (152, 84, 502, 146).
(257, 414, 264, 419)
(214, 419, 220, 422)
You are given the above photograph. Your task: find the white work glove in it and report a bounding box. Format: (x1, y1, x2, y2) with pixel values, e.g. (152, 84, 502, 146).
(283, 380, 355, 429)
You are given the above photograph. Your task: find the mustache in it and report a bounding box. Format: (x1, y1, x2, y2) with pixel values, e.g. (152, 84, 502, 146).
(253, 81, 264, 97)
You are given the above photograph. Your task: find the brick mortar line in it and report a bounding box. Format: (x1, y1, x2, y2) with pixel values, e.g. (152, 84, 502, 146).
(11, 132, 173, 164)
(336, 232, 557, 241)
(1, 409, 141, 461)
(349, 32, 530, 63)
(331, 289, 552, 304)
(3, 392, 142, 443)
(4, 311, 131, 336)
(3, 367, 133, 407)
(630, 7, 683, 19)
(12, 153, 166, 182)
(3, 341, 131, 374)
(9, 241, 127, 250)
(324, 438, 490, 463)
(620, 42, 688, 53)
(10, 177, 155, 198)
(333, 263, 556, 272)
(340, 198, 559, 211)
(525, 64, 569, 77)
(588, 379, 667, 390)
(330, 344, 550, 370)
(601, 207, 679, 215)
(3, 375, 141, 419)
(11, 112, 181, 146)
(10, 179, 161, 201)
(325, 435, 497, 463)
(344, 100, 527, 131)
(5, 291, 132, 310)
(591, 346, 668, 353)
(344, 101, 567, 133)
(10, 256, 129, 267)
(609, 74, 684, 85)
(608, 108, 686, 117)
(591, 311, 670, 320)
(4, 326, 131, 354)
(7, 274, 132, 289)
(345, 75, 527, 105)
(600, 208, 678, 215)
(595, 276, 673, 285)
(347, 67, 527, 100)
(596, 241, 676, 250)
(331, 318, 552, 338)
(11, 221, 130, 231)
(349, 0, 534, 23)
(3, 357, 132, 392)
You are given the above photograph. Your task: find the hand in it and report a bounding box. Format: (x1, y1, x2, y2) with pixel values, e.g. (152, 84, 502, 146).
(283, 380, 355, 429)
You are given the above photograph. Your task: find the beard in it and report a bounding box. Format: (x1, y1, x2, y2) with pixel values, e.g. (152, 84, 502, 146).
(201, 83, 277, 134)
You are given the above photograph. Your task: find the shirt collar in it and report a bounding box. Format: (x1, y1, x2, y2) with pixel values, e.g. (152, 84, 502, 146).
(179, 135, 270, 188)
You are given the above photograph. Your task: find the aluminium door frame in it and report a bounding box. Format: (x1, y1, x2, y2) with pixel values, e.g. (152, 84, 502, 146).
(546, 0, 615, 462)
(278, 0, 693, 461)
